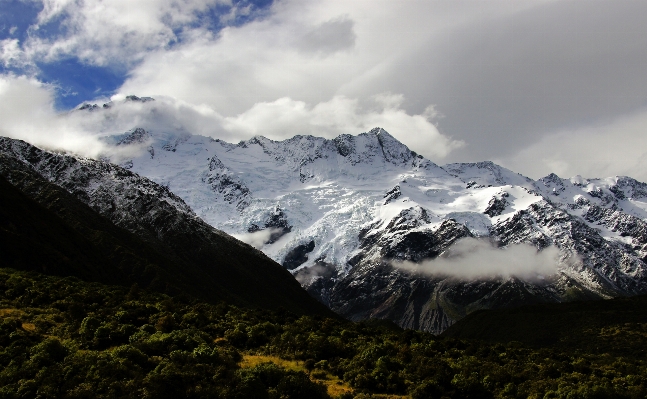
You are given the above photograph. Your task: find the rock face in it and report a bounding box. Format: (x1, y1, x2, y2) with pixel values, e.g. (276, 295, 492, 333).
(21, 112, 647, 333)
(0, 137, 334, 317)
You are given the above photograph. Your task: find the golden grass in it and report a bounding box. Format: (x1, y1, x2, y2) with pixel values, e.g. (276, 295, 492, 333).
(0, 308, 22, 317)
(240, 354, 303, 371)
(240, 354, 355, 398)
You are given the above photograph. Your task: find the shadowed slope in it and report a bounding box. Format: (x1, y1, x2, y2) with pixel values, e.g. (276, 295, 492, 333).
(442, 294, 647, 357)
(0, 141, 333, 317)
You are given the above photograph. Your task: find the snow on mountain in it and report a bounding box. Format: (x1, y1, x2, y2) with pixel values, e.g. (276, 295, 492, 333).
(111, 127, 544, 275)
(443, 161, 536, 189)
(97, 123, 647, 332)
(41, 102, 647, 332)
(0, 136, 332, 315)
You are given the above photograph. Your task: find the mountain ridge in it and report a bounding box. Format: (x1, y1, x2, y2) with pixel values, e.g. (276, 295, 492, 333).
(97, 124, 647, 333)
(91, 128, 647, 333)
(0, 136, 334, 317)
(14, 102, 647, 332)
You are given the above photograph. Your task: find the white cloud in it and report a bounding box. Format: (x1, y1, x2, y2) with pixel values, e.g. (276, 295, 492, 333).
(22, 0, 234, 66)
(0, 39, 32, 69)
(232, 228, 283, 249)
(113, 0, 557, 160)
(0, 75, 455, 162)
(11, 0, 647, 181)
(395, 238, 562, 282)
(0, 74, 144, 160)
(221, 94, 463, 158)
(499, 107, 647, 181)
(117, 0, 557, 113)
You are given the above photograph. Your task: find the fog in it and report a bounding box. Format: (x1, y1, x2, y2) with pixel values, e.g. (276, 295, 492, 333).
(232, 228, 284, 249)
(294, 263, 335, 285)
(394, 238, 563, 282)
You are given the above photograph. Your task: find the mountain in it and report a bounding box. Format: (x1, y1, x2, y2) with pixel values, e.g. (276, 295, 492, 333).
(0, 137, 333, 317)
(86, 119, 647, 333)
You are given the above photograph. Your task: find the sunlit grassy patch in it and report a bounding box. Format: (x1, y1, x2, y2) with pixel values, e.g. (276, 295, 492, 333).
(241, 354, 355, 397)
(241, 354, 304, 372)
(0, 308, 22, 317)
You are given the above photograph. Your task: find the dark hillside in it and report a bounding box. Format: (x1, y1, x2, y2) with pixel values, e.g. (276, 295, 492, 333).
(0, 143, 332, 317)
(1, 267, 647, 398)
(442, 294, 647, 357)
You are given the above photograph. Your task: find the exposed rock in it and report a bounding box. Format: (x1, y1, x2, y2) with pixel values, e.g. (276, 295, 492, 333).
(484, 192, 509, 217)
(248, 207, 292, 243)
(125, 95, 155, 103)
(78, 103, 99, 111)
(117, 128, 151, 146)
(283, 240, 316, 270)
(383, 185, 401, 205)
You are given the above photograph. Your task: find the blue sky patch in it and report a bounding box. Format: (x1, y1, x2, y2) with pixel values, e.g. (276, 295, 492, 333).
(37, 59, 128, 109)
(0, 0, 42, 43)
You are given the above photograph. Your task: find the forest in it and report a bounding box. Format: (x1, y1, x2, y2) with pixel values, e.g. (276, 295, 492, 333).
(1, 267, 647, 398)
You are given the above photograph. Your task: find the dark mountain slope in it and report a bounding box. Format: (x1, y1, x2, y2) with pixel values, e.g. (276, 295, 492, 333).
(442, 294, 647, 357)
(0, 138, 332, 317)
(0, 168, 200, 293)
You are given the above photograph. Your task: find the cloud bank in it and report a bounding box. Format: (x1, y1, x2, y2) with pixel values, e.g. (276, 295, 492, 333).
(499, 107, 647, 182)
(394, 238, 562, 282)
(0, 74, 109, 157)
(4, 0, 647, 181)
(0, 74, 461, 160)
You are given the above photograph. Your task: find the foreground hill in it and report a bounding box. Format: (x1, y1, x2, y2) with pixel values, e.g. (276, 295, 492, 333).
(1, 267, 647, 399)
(0, 137, 332, 317)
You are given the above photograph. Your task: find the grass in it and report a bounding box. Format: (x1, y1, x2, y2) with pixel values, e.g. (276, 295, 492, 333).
(240, 354, 355, 397)
(0, 308, 22, 317)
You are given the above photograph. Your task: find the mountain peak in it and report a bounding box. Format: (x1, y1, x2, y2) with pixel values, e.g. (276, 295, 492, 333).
(540, 172, 563, 182)
(125, 95, 155, 103)
(368, 126, 388, 136)
(117, 128, 151, 146)
(364, 127, 414, 164)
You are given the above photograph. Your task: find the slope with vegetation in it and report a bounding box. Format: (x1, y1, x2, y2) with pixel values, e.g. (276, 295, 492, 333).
(1, 268, 647, 399)
(442, 294, 647, 357)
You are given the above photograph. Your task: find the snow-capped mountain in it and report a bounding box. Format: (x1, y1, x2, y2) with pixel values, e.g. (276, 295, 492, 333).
(87, 118, 647, 333)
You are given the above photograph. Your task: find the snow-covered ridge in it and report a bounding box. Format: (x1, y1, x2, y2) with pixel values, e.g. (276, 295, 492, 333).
(110, 126, 545, 272)
(57, 113, 647, 332)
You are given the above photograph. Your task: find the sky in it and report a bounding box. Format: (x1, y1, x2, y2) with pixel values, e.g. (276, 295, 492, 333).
(2, 0, 647, 181)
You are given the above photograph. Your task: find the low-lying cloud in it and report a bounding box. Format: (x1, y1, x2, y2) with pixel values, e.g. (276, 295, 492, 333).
(232, 228, 283, 249)
(394, 238, 562, 282)
(294, 263, 336, 285)
(222, 94, 463, 159)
